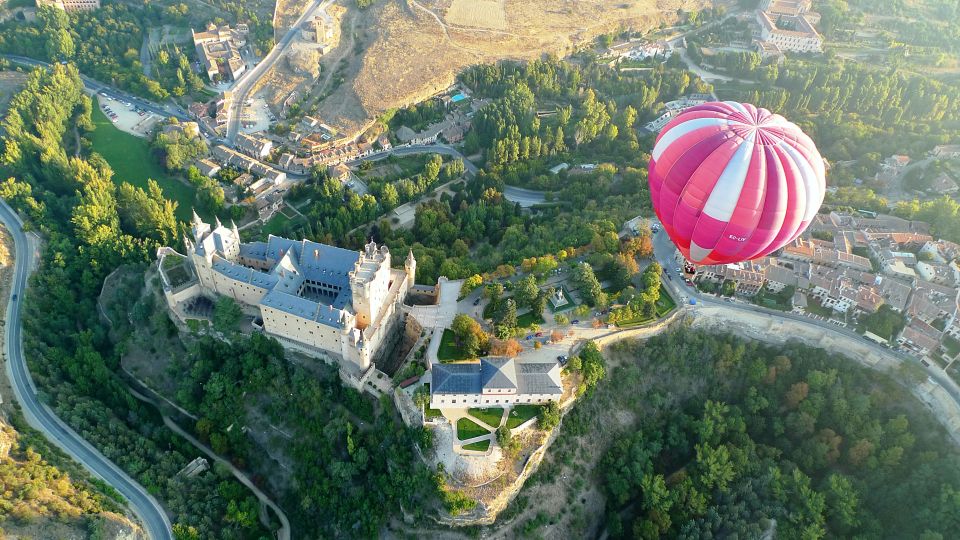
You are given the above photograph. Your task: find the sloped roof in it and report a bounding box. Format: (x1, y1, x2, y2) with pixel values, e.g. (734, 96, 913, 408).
(481, 358, 518, 390)
(516, 362, 563, 395)
(432, 363, 481, 394)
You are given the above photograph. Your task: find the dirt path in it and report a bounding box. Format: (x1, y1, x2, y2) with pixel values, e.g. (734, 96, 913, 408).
(122, 378, 292, 540)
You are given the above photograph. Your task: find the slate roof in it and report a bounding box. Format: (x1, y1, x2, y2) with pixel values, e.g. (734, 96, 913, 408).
(480, 358, 517, 390)
(431, 359, 562, 397)
(516, 362, 563, 394)
(212, 259, 278, 290)
(260, 289, 345, 328)
(265, 235, 359, 289)
(431, 363, 481, 394)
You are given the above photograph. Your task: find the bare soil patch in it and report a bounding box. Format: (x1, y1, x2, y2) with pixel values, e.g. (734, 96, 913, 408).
(446, 0, 507, 30)
(298, 0, 706, 133)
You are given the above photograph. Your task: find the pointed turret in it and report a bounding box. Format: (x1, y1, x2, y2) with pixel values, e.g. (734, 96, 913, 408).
(214, 215, 222, 230)
(191, 208, 202, 226)
(404, 249, 417, 287)
(231, 219, 239, 239)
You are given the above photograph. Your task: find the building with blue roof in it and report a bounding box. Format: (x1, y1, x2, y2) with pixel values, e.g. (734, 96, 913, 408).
(429, 358, 562, 409)
(161, 212, 418, 372)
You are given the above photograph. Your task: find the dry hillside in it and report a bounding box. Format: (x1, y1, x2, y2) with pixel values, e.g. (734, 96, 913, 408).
(299, 0, 707, 134)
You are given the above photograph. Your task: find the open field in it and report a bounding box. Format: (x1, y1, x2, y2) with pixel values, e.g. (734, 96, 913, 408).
(258, 0, 707, 135)
(89, 107, 195, 221)
(446, 0, 507, 30)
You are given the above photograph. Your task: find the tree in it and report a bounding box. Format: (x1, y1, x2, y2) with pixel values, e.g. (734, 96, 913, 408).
(488, 338, 523, 357)
(451, 314, 488, 357)
(513, 275, 540, 308)
(538, 401, 561, 430)
(213, 297, 242, 333)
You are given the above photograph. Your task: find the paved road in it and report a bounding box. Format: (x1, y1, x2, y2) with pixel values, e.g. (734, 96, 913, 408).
(348, 143, 479, 175)
(0, 200, 173, 540)
(648, 218, 960, 407)
(226, 0, 329, 141)
(503, 185, 546, 208)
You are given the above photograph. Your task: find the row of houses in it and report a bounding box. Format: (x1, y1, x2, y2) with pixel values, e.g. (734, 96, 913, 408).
(697, 210, 960, 361)
(210, 145, 286, 185)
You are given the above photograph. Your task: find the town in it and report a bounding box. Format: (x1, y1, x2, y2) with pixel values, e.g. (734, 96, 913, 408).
(1, 0, 960, 539)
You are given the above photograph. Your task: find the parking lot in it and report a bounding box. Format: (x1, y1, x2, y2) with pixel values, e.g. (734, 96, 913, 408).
(96, 94, 160, 138)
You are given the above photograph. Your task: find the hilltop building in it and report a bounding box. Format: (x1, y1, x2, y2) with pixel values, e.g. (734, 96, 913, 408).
(158, 214, 416, 372)
(429, 358, 563, 409)
(192, 24, 248, 82)
(36, 0, 99, 10)
(755, 0, 822, 54)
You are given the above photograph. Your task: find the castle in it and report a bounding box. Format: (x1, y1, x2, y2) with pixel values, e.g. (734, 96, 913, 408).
(158, 212, 414, 372)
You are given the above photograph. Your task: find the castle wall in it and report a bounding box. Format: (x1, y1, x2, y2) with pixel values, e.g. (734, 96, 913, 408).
(261, 305, 344, 353)
(210, 269, 269, 306)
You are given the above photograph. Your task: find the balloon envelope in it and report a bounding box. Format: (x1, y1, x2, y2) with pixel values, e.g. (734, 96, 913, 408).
(648, 101, 825, 265)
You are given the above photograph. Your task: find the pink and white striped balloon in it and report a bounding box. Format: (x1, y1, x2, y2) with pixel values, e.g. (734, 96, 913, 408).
(648, 101, 826, 265)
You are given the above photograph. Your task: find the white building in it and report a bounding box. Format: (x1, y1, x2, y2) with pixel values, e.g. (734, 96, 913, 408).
(429, 358, 562, 409)
(158, 213, 415, 372)
(756, 10, 822, 53)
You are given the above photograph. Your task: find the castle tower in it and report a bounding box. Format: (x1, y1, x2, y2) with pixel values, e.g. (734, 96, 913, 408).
(405, 249, 416, 288)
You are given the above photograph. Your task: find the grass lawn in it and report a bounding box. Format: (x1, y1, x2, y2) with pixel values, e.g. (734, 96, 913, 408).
(462, 440, 490, 452)
(89, 106, 195, 221)
(425, 407, 443, 420)
(517, 311, 545, 329)
(805, 295, 835, 318)
(260, 211, 308, 237)
(456, 417, 490, 441)
(944, 336, 960, 358)
(468, 408, 504, 429)
(655, 285, 676, 316)
(438, 329, 473, 362)
(506, 405, 540, 429)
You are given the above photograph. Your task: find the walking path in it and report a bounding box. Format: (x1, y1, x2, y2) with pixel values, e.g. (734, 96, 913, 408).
(123, 378, 291, 540)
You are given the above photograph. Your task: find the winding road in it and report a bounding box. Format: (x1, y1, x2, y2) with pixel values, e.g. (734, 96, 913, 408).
(0, 200, 173, 540)
(649, 220, 960, 411)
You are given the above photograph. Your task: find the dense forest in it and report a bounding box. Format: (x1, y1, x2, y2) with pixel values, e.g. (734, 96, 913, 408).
(360, 58, 708, 284)
(154, 332, 441, 536)
(499, 329, 960, 538)
(0, 64, 268, 539)
(0, 0, 272, 101)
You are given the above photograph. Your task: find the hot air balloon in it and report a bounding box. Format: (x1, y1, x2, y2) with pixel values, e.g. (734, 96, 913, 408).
(648, 101, 826, 266)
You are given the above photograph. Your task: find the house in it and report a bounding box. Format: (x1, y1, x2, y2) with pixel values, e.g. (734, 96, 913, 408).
(929, 173, 958, 194)
(235, 132, 274, 159)
(328, 163, 351, 183)
(898, 319, 941, 357)
(195, 159, 222, 178)
(549, 163, 570, 175)
(429, 358, 563, 408)
(931, 145, 960, 159)
(278, 153, 296, 170)
(877, 277, 911, 312)
(916, 261, 956, 286)
(376, 135, 392, 151)
(883, 259, 917, 281)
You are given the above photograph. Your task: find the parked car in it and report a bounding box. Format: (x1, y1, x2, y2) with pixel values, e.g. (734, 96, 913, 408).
(572, 319, 580, 324)
(472, 298, 480, 306)
(535, 331, 543, 337)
